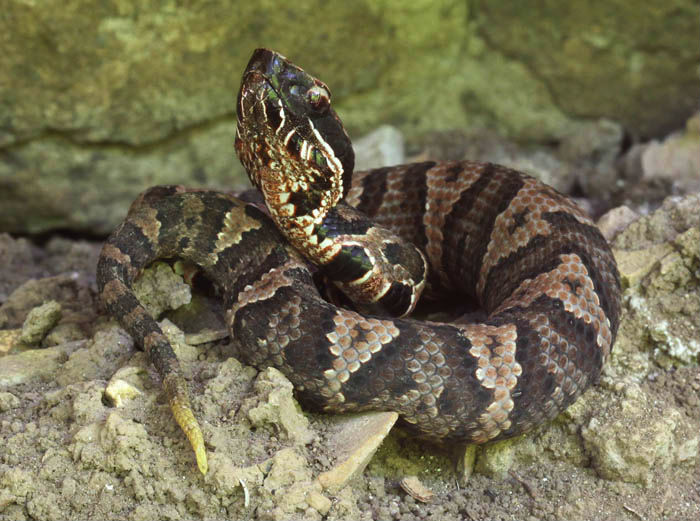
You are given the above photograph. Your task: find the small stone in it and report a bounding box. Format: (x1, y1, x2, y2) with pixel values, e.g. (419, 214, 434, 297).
(0, 391, 20, 412)
(612, 193, 699, 250)
(622, 383, 642, 400)
(104, 378, 142, 408)
(581, 391, 697, 485)
(159, 319, 199, 363)
(614, 243, 674, 290)
(54, 327, 135, 387)
(306, 490, 332, 515)
(0, 328, 21, 354)
(0, 341, 85, 386)
(258, 448, 319, 518)
(184, 328, 228, 345)
(42, 322, 86, 347)
(640, 113, 700, 194)
(597, 206, 640, 241)
(133, 262, 191, 317)
(677, 437, 700, 464)
(208, 453, 264, 496)
(19, 300, 62, 345)
(399, 475, 434, 503)
(246, 368, 315, 446)
(317, 411, 398, 494)
(353, 125, 405, 171)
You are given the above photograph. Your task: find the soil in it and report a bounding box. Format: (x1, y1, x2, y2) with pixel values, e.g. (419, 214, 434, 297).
(1, 130, 699, 520)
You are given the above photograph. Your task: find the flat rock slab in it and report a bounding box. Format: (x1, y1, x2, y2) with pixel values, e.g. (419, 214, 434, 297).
(0, 340, 86, 386)
(317, 411, 398, 494)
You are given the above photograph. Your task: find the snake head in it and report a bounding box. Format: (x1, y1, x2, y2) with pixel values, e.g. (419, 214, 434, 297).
(235, 49, 355, 215)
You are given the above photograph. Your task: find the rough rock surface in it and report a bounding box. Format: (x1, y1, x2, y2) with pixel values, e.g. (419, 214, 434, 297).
(471, 1, 699, 138)
(611, 194, 700, 369)
(1, 0, 697, 233)
(581, 382, 697, 486)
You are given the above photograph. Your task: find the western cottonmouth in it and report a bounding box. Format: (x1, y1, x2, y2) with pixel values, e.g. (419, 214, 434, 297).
(97, 49, 621, 475)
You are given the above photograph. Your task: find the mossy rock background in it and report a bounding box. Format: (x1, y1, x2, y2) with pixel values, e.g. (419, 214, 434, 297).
(0, 0, 698, 234)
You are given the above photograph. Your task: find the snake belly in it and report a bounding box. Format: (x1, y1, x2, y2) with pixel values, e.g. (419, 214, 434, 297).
(97, 49, 621, 472)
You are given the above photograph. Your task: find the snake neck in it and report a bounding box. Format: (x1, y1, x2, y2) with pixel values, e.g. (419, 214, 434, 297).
(258, 165, 344, 266)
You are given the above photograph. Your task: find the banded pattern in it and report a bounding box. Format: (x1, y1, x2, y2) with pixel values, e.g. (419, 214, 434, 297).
(97, 49, 621, 474)
(235, 50, 427, 317)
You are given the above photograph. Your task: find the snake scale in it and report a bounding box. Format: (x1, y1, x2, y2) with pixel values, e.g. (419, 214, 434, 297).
(97, 49, 621, 474)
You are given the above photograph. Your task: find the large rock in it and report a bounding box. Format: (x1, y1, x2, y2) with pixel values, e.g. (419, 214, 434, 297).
(1, 0, 696, 233)
(610, 194, 700, 369)
(471, 0, 699, 139)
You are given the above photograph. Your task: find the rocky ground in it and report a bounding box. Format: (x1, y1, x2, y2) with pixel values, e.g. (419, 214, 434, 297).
(0, 119, 699, 521)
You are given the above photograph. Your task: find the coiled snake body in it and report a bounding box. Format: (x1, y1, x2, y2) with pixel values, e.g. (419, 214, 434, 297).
(97, 49, 621, 474)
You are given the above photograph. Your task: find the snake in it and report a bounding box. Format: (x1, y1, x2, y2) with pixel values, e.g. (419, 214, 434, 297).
(96, 48, 621, 475)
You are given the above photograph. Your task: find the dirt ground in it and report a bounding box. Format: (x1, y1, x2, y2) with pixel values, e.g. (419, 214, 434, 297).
(1, 129, 699, 520)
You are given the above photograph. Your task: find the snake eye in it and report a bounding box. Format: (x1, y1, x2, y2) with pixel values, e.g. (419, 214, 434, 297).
(306, 85, 330, 113)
